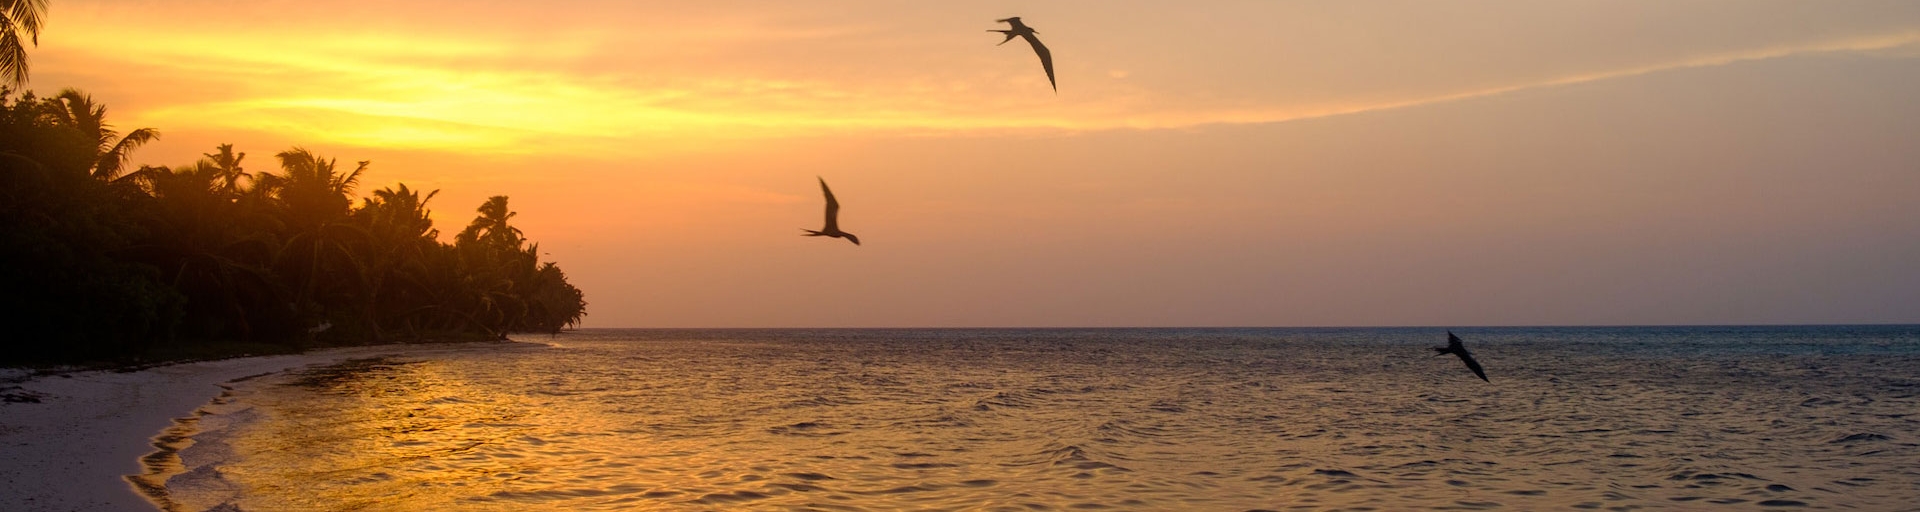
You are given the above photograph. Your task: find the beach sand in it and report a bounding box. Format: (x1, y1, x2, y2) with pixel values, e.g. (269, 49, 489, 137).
(0, 342, 526, 512)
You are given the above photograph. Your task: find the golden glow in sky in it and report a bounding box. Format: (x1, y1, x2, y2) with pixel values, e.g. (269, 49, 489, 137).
(28, 1, 1920, 327)
(45, 2, 1920, 155)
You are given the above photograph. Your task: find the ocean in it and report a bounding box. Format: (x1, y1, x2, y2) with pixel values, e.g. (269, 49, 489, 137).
(145, 326, 1920, 511)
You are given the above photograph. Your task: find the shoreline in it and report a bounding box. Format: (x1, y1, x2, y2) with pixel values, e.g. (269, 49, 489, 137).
(0, 340, 541, 512)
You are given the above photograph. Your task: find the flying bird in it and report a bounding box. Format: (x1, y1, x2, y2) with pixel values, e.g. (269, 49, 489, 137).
(803, 177, 860, 245)
(1433, 331, 1489, 382)
(989, 16, 1055, 92)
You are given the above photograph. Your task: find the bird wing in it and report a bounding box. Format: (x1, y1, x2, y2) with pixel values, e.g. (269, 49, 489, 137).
(1459, 352, 1489, 382)
(1022, 33, 1055, 91)
(819, 177, 840, 232)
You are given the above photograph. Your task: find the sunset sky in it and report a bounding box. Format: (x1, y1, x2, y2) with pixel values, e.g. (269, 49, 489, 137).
(27, 0, 1920, 327)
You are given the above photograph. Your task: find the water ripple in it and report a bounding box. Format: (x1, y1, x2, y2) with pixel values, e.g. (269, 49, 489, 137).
(153, 327, 1920, 511)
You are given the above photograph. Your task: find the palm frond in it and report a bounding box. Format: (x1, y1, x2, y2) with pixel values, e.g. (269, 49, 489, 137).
(335, 160, 368, 195)
(251, 172, 286, 196)
(94, 127, 160, 180)
(6, 1, 47, 44)
(110, 163, 169, 188)
(0, 24, 25, 88)
(52, 89, 113, 145)
(272, 147, 319, 180)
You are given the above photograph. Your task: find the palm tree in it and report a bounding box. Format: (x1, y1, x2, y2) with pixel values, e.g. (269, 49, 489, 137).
(457, 195, 523, 251)
(354, 184, 440, 339)
(204, 143, 248, 196)
(451, 196, 531, 336)
(256, 148, 364, 228)
(360, 184, 438, 250)
(522, 261, 586, 333)
(138, 160, 288, 342)
(45, 88, 161, 182)
(1, 0, 46, 88)
(258, 148, 370, 337)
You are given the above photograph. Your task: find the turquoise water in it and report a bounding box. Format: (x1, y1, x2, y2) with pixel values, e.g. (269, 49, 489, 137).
(152, 326, 1920, 510)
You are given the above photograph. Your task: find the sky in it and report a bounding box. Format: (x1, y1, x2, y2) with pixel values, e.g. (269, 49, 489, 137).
(25, 0, 1920, 327)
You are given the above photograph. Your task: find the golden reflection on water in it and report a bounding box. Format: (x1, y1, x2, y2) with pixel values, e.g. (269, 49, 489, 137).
(157, 331, 1920, 511)
(235, 358, 529, 510)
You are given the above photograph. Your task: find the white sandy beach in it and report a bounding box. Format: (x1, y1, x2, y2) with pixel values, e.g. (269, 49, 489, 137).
(0, 342, 529, 512)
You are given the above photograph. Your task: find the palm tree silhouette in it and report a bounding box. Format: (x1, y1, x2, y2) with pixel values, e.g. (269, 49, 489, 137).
(204, 143, 249, 196)
(139, 159, 285, 342)
(259, 148, 371, 331)
(2, 89, 594, 360)
(458, 195, 525, 250)
(45, 88, 160, 183)
(355, 184, 441, 340)
(521, 261, 586, 333)
(455, 195, 536, 336)
(258, 148, 366, 228)
(1, 0, 47, 88)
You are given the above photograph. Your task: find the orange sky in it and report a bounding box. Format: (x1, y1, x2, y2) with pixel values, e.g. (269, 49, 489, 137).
(27, 1, 1920, 327)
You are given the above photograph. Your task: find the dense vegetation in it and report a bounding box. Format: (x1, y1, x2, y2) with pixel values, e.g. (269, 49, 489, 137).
(1, 88, 587, 364)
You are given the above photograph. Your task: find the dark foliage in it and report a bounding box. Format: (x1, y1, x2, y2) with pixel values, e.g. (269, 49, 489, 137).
(1, 88, 586, 365)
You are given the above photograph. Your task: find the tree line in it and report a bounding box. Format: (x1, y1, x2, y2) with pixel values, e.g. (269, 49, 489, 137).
(1, 88, 587, 364)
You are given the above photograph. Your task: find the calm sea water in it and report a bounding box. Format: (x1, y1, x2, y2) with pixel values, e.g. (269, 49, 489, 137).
(148, 327, 1920, 511)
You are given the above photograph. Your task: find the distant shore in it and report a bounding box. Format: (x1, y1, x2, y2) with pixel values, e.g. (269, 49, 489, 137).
(0, 340, 540, 512)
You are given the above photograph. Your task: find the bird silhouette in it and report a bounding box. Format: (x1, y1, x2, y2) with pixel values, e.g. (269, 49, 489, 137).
(1433, 331, 1489, 382)
(989, 17, 1055, 92)
(802, 177, 859, 245)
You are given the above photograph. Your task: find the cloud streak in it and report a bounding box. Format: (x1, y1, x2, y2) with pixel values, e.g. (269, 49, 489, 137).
(1196, 31, 1920, 129)
(38, 6, 1920, 159)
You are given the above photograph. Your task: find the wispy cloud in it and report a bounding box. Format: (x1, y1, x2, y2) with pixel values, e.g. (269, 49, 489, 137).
(1191, 30, 1920, 128)
(38, 7, 1920, 158)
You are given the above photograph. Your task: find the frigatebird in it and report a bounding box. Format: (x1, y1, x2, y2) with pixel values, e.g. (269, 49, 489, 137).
(989, 17, 1055, 92)
(802, 177, 860, 245)
(1433, 331, 1489, 382)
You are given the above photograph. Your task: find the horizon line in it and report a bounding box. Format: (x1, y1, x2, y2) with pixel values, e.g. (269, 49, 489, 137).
(553, 323, 1920, 330)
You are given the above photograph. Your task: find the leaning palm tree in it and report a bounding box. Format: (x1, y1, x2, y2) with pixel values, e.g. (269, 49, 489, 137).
(45, 88, 160, 181)
(1, 0, 47, 88)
